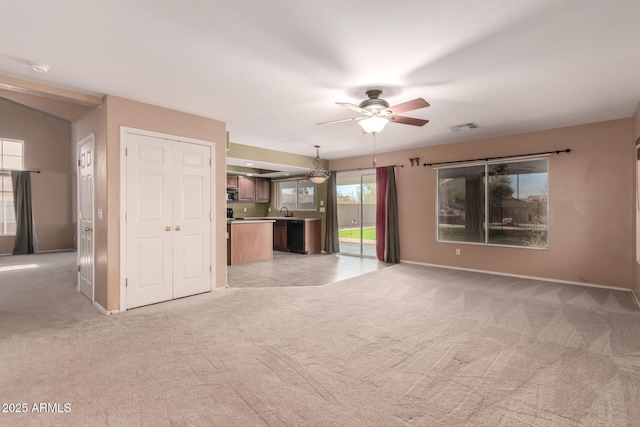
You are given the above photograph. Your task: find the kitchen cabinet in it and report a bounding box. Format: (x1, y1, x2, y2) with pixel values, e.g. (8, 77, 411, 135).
(226, 174, 238, 188)
(233, 175, 271, 203)
(273, 218, 320, 254)
(273, 220, 289, 251)
(238, 176, 255, 201)
(255, 178, 271, 202)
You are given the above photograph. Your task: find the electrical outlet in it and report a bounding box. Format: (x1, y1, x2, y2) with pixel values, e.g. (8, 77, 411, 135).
(320, 200, 324, 206)
(456, 248, 461, 256)
(243, 207, 247, 212)
(319, 207, 325, 213)
(268, 207, 271, 212)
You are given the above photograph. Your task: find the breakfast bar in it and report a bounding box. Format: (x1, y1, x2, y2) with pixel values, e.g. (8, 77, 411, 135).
(226, 219, 276, 265)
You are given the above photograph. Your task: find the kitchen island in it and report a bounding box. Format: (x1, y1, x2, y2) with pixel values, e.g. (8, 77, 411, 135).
(236, 216, 321, 254)
(226, 219, 276, 265)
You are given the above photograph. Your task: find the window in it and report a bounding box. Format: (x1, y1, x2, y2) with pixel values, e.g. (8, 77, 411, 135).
(276, 178, 316, 211)
(0, 139, 24, 236)
(437, 158, 548, 248)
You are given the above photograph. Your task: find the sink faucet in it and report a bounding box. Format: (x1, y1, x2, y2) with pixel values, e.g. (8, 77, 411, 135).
(280, 207, 290, 217)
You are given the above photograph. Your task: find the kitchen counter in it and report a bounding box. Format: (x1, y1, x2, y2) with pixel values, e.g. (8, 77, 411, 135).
(226, 219, 275, 265)
(227, 218, 276, 223)
(234, 216, 318, 221)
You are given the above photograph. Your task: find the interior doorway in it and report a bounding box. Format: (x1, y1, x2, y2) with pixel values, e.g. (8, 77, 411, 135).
(77, 134, 94, 301)
(336, 170, 376, 257)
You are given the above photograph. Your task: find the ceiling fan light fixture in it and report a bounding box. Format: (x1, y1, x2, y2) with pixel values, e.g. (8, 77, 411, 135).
(306, 145, 330, 184)
(359, 116, 389, 134)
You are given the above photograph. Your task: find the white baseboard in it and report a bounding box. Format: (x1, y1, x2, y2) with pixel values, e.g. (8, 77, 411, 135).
(38, 248, 76, 254)
(93, 301, 119, 316)
(0, 249, 76, 256)
(400, 259, 633, 293)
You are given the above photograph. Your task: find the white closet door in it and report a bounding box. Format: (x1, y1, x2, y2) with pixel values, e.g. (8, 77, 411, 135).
(126, 133, 174, 309)
(172, 142, 211, 298)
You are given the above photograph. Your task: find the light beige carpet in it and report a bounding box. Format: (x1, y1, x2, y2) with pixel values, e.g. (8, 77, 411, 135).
(1, 253, 639, 426)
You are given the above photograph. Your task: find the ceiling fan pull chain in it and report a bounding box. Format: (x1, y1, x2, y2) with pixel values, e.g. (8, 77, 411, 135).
(372, 133, 377, 167)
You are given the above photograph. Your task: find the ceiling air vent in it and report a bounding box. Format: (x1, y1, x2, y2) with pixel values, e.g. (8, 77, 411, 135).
(450, 122, 480, 132)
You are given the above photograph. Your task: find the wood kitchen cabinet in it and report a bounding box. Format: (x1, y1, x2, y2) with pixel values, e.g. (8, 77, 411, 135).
(273, 219, 320, 254)
(255, 178, 271, 202)
(226, 174, 238, 188)
(273, 220, 289, 251)
(237, 176, 255, 201)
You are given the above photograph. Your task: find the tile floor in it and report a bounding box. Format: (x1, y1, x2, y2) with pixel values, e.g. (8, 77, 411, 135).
(227, 251, 388, 288)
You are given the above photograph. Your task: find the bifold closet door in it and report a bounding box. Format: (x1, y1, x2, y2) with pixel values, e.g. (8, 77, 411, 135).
(126, 133, 211, 309)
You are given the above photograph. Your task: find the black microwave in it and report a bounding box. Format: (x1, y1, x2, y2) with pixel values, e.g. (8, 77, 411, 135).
(226, 188, 239, 203)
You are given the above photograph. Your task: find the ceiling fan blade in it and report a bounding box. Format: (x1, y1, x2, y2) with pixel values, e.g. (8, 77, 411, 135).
(336, 102, 369, 115)
(316, 116, 364, 125)
(387, 98, 430, 114)
(389, 115, 429, 126)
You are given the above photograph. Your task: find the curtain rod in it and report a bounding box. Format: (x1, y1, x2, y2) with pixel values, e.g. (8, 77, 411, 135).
(335, 164, 404, 173)
(423, 149, 572, 167)
(0, 169, 41, 173)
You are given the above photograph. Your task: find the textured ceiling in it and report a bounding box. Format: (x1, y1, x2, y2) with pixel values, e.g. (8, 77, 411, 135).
(2, 0, 639, 160)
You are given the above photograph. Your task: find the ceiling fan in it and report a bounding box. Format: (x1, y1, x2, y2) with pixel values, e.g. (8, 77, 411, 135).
(317, 89, 430, 134)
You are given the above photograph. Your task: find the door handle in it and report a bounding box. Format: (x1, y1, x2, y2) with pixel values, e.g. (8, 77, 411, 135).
(175, 226, 181, 231)
(165, 226, 172, 231)
(84, 227, 93, 232)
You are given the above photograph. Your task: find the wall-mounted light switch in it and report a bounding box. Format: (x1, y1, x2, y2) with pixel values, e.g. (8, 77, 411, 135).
(97, 209, 103, 220)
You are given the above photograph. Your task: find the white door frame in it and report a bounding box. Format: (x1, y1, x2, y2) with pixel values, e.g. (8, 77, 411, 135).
(77, 133, 95, 302)
(119, 127, 216, 312)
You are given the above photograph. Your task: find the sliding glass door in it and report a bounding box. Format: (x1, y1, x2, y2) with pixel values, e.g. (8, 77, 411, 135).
(337, 170, 376, 256)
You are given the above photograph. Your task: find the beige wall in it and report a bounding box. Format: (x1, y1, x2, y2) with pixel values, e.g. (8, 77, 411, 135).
(632, 104, 640, 301)
(102, 95, 226, 312)
(0, 98, 73, 254)
(331, 119, 635, 289)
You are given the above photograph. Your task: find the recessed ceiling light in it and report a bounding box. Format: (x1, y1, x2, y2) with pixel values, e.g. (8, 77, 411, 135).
(245, 163, 254, 166)
(29, 62, 50, 73)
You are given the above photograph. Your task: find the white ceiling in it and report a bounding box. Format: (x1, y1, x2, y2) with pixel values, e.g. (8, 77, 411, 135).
(2, 1, 639, 160)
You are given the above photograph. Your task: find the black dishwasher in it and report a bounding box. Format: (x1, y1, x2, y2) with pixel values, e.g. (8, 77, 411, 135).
(287, 220, 305, 254)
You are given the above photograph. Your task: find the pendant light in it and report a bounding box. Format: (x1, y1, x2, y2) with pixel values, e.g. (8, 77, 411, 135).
(306, 145, 331, 184)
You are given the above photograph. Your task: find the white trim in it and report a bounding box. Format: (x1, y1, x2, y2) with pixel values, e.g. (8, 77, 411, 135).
(0, 248, 75, 256)
(39, 248, 76, 253)
(120, 126, 216, 313)
(93, 300, 119, 316)
(119, 128, 127, 312)
(400, 259, 633, 293)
